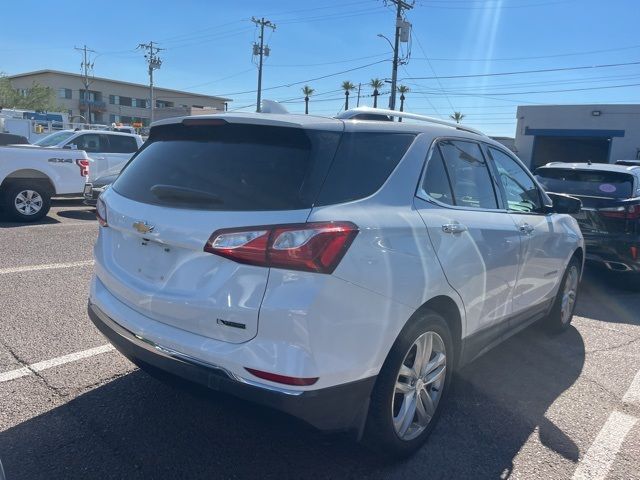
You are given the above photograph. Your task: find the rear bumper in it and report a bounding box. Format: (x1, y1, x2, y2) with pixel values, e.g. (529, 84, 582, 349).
(88, 301, 375, 433)
(584, 235, 640, 273)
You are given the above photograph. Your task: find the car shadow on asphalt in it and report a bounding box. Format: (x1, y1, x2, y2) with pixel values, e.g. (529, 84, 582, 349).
(0, 325, 585, 480)
(575, 267, 640, 325)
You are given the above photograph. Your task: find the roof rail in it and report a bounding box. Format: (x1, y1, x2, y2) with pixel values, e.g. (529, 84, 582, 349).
(336, 106, 487, 137)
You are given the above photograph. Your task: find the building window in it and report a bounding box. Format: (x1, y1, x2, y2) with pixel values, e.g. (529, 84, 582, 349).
(58, 88, 72, 99)
(118, 96, 132, 107)
(109, 95, 119, 105)
(192, 104, 204, 109)
(156, 100, 174, 108)
(132, 98, 148, 108)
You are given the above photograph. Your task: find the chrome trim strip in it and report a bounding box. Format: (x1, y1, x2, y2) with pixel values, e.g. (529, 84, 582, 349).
(90, 302, 304, 396)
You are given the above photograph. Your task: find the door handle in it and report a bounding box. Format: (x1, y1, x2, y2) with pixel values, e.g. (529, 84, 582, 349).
(442, 223, 468, 234)
(519, 223, 534, 234)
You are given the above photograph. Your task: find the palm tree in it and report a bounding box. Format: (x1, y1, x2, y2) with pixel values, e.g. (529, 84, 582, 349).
(369, 78, 384, 108)
(301, 85, 314, 114)
(450, 112, 465, 124)
(397, 85, 410, 121)
(341, 80, 356, 111)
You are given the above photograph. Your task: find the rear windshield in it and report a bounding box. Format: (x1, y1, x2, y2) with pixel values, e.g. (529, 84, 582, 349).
(535, 168, 635, 199)
(112, 122, 415, 211)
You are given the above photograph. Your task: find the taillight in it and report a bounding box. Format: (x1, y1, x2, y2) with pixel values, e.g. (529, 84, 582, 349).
(599, 205, 640, 220)
(96, 197, 108, 227)
(204, 222, 358, 274)
(76, 159, 89, 177)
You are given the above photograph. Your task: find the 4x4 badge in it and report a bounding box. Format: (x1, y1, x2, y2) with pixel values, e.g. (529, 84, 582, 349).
(133, 221, 154, 234)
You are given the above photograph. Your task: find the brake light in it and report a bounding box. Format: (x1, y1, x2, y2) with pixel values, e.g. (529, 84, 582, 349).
(631, 246, 638, 260)
(244, 368, 318, 386)
(76, 159, 89, 177)
(599, 205, 640, 220)
(204, 222, 358, 274)
(96, 197, 108, 227)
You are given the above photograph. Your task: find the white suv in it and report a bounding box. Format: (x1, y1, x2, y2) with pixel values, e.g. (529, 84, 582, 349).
(88, 107, 584, 456)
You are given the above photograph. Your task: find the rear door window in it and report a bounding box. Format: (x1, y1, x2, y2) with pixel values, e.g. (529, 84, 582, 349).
(315, 132, 415, 206)
(438, 140, 499, 209)
(535, 168, 635, 199)
(112, 122, 341, 211)
(107, 135, 139, 153)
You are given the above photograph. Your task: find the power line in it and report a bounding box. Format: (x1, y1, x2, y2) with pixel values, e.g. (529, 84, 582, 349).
(410, 81, 640, 97)
(212, 59, 388, 98)
(412, 34, 456, 112)
(402, 60, 640, 80)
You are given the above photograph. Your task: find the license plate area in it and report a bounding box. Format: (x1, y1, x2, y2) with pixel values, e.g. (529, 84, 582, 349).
(133, 239, 177, 282)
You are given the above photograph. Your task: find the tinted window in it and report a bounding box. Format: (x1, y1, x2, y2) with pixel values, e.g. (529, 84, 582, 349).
(107, 135, 139, 153)
(315, 133, 415, 206)
(69, 134, 104, 153)
(113, 123, 341, 211)
(438, 140, 498, 209)
(488, 147, 541, 213)
(422, 147, 453, 205)
(535, 168, 635, 199)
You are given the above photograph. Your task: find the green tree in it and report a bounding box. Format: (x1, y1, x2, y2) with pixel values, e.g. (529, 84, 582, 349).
(0, 74, 63, 112)
(341, 80, 356, 111)
(450, 111, 465, 124)
(369, 78, 384, 108)
(302, 85, 314, 114)
(397, 85, 410, 118)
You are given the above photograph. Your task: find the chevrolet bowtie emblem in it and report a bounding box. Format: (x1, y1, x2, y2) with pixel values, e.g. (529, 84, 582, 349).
(133, 221, 154, 234)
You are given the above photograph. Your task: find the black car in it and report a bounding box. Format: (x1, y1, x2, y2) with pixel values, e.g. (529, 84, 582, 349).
(83, 169, 120, 206)
(535, 162, 640, 275)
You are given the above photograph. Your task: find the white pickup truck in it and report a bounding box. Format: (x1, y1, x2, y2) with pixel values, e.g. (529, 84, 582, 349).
(0, 145, 90, 222)
(34, 130, 144, 181)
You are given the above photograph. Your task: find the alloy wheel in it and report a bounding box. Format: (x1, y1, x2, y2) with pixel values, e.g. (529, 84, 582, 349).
(392, 331, 447, 441)
(561, 265, 579, 324)
(14, 190, 43, 216)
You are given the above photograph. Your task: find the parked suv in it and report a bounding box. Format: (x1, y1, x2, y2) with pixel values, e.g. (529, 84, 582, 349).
(88, 108, 584, 456)
(536, 162, 640, 275)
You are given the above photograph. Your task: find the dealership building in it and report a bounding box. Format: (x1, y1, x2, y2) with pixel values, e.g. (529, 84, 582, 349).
(514, 104, 640, 169)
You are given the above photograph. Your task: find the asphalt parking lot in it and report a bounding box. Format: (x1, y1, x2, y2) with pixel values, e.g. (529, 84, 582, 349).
(0, 199, 639, 480)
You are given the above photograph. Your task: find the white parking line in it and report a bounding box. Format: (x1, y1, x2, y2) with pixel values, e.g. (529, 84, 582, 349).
(0, 260, 94, 275)
(572, 411, 638, 480)
(0, 344, 115, 383)
(622, 370, 640, 405)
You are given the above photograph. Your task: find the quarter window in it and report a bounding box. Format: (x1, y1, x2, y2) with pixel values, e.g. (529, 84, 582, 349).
(438, 140, 498, 209)
(488, 147, 542, 213)
(422, 147, 454, 206)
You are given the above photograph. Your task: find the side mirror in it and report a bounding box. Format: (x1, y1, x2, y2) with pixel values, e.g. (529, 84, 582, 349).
(63, 144, 78, 150)
(546, 192, 582, 215)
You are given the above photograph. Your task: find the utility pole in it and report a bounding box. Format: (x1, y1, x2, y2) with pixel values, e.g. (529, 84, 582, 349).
(386, 0, 413, 111)
(74, 45, 95, 124)
(356, 83, 362, 107)
(251, 17, 276, 112)
(138, 41, 163, 124)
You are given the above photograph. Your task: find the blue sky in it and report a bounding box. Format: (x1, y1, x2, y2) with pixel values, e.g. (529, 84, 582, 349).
(1, 0, 639, 136)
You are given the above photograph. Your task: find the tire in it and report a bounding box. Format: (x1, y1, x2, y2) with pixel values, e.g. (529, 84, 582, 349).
(1, 181, 52, 222)
(363, 310, 454, 458)
(545, 256, 581, 333)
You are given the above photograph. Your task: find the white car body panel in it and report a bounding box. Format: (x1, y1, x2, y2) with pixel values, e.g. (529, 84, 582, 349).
(0, 144, 89, 194)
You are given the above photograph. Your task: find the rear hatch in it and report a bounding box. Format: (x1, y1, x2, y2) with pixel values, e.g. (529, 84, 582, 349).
(535, 167, 639, 236)
(95, 117, 343, 343)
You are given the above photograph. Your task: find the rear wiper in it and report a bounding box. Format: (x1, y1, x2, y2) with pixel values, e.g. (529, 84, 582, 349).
(150, 184, 223, 205)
